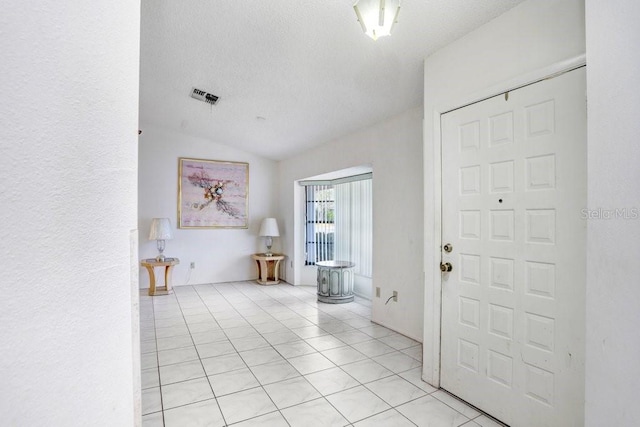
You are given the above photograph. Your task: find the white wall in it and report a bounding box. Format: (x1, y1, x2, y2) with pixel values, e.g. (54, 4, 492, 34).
(138, 126, 280, 287)
(354, 276, 373, 301)
(0, 1, 140, 426)
(584, 1, 640, 425)
(422, 0, 586, 385)
(278, 107, 424, 341)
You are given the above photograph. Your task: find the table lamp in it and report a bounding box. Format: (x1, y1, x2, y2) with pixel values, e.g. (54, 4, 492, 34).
(259, 218, 280, 257)
(149, 218, 173, 261)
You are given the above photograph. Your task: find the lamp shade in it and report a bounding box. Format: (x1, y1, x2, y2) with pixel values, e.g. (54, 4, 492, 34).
(149, 218, 173, 240)
(259, 218, 280, 237)
(353, 0, 400, 40)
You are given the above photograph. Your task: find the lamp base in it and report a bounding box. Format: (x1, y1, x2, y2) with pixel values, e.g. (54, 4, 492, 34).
(265, 237, 273, 257)
(156, 239, 166, 262)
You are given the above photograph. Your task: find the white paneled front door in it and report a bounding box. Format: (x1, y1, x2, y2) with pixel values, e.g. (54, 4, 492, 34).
(440, 68, 586, 426)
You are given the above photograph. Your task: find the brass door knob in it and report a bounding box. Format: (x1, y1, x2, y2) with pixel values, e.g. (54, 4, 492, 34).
(440, 262, 453, 272)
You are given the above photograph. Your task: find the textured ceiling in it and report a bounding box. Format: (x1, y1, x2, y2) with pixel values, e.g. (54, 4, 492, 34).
(139, 0, 525, 160)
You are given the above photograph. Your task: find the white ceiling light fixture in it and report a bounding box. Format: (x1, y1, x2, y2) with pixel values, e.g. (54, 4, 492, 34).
(353, 0, 401, 40)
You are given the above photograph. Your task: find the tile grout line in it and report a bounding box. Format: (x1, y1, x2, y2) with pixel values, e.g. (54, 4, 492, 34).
(194, 282, 293, 426)
(172, 286, 227, 424)
(143, 282, 488, 427)
(223, 281, 374, 426)
(224, 281, 299, 426)
(238, 282, 375, 426)
(145, 283, 400, 420)
(149, 292, 166, 425)
(237, 280, 375, 426)
(187, 286, 233, 425)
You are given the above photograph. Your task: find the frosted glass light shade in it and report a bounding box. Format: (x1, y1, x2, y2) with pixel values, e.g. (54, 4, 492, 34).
(149, 218, 173, 240)
(353, 0, 400, 40)
(259, 218, 280, 237)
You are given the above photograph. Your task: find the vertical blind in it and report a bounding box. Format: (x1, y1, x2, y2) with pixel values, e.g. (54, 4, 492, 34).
(334, 179, 373, 278)
(303, 176, 372, 277)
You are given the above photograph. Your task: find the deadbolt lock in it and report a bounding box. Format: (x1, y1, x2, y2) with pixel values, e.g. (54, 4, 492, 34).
(443, 243, 453, 253)
(440, 262, 453, 273)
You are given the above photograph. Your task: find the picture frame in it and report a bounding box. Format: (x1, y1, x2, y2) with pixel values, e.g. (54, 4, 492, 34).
(178, 157, 249, 229)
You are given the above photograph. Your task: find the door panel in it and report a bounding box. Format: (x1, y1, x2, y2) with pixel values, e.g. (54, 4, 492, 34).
(440, 68, 586, 427)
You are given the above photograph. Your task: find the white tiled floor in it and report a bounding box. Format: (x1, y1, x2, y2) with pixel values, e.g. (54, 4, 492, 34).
(140, 282, 502, 427)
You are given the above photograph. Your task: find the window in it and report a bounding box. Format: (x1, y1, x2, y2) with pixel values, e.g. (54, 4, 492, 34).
(305, 185, 335, 265)
(303, 175, 372, 278)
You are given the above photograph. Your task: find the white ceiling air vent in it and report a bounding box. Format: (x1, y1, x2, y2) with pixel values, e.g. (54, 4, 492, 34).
(190, 87, 219, 105)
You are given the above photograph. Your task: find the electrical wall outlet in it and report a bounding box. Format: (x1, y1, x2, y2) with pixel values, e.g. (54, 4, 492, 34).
(376, 287, 381, 297)
(393, 290, 398, 302)
(190, 262, 195, 269)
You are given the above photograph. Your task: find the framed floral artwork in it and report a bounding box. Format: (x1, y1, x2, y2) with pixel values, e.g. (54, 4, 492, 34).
(178, 157, 249, 228)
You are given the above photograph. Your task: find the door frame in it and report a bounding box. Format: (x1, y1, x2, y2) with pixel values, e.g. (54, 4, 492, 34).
(423, 54, 586, 387)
